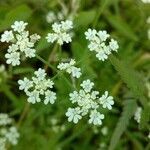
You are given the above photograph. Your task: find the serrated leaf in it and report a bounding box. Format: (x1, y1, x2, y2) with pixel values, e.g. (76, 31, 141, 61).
(110, 55, 147, 107)
(109, 100, 137, 150)
(110, 55, 149, 128)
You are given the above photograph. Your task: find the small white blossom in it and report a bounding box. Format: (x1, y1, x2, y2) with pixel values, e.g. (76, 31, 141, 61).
(4, 127, 20, 145)
(0, 138, 6, 150)
(11, 21, 28, 32)
(109, 39, 119, 52)
(18, 68, 56, 104)
(0, 114, 12, 126)
(34, 68, 46, 80)
(44, 90, 56, 104)
(66, 79, 114, 125)
(89, 110, 104, 125)
(66, 107, 82, 124)
(18, 77, 33, 92)
(46, 11, 57, 23)
(0, 114, 19, 149)
(80, 79, 94, 93)
(141, 0, 150, 3)
(0, 21, 40, 66)
(0, 31, 14, 43)
(101, 126, 108, 136)
(5, 52, 20, 66)
(85, 29, 119, 61)
(99, 91, 114, 110)
(57, 59, 82, 78)
(46, 20, 73, 45)
(134, 107, 142, 123)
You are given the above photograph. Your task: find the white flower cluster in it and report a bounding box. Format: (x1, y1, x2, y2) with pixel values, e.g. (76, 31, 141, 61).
(57, 59, 82, 78)
(0, 114, 12, 126)
(0, 113, 19, 150)
(85, 29, 119, 61)
(46, 20, 73, 45)
(50, 118, 66, 133)
(1, 127, 20, 145)
(0, 21, 40, 66)
(18, 68, 56, 104)
(141, 0, 150, 3)
(66, 79, 114, 125)
(46, 11, 65, 24)
(134, 107, 142, 123)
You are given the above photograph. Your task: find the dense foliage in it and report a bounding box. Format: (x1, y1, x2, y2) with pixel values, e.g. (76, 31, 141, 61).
(0, 0, 149, 150)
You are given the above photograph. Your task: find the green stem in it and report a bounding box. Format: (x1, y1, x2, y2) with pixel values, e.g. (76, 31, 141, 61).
(36, 54, 57, 72)
(44, 43, 58, 71)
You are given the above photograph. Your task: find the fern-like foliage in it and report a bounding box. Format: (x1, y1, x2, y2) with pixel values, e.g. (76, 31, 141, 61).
(109, 55, 149, 128)
(108, 100, 137, 150)
(109, 55, 147, 106)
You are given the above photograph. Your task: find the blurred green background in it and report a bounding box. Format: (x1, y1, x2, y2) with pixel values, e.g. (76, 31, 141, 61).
(0, 0, 150, 150)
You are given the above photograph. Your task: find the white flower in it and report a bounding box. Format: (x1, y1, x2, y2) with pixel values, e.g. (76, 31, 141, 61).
(85, 29, 97, 40)
(5, 127, 20, 145)
(1, 21, 40, 66)
(71, 67, 82, 78)
(66, 79, 114, 125)
(18, 77, 33, 92)
(46, 20, 73, 45)
(101, 126, 108, 136)
(30, 34, 41, 43)
(97, 30, 110, 42)
(57, 59, 82, 78)
(85, 29, 119, 61)
(99, 91, 114, 110)
(5, 52, 20, 66)
(61, 20, 73, 31)
(11, 21, 28, 32)
(96, 51, 108, 61)
(141, 0, 150, 3)
(0, 114, 12, 126)
(27, 90, 41, 104)
(0, 31, 14, 43)
(109, 39, 119, 52)
(66, 107, 82, 124)
(69, 91, 79, 103)
(44, 90, 56, 104)
(0, 138, 6, 150)
(134, 107, 142, 123)
(18, 68, 56, 104)
(80, 79, 94, 93)
(0, 114, 19, 149)
(89, 110, 104, 125)
(24, 48, 36, 58)
(46, 11, 56, 23)
(34, 68, 46, 80)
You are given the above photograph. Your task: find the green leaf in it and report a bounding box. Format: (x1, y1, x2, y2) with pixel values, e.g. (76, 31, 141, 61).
(74, 10, 96, 27)
(106, 14, 138, 41)
(0, 4, 32, 31)
(110, 55, 149, 128)
(109, 100, 137, 150)
(110, 55, 147, 107)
